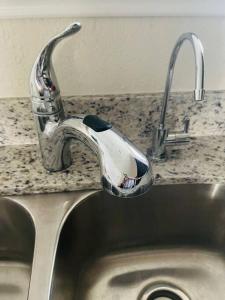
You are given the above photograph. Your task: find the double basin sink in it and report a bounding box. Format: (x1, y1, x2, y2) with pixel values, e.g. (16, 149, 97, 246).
(1, 184, 225, 299)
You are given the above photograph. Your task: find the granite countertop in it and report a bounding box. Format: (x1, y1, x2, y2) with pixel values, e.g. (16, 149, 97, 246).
(0, 91, 225, 196)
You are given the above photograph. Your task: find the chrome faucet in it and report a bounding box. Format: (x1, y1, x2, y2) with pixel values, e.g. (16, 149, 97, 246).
(30, 22, 153, 197)
(150, 32, 205, 161)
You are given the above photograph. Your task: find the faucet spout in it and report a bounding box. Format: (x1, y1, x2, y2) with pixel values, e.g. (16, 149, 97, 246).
(30, 22, 153, 197)
(150, 32, 205, 162)
(160, 32, 205, 127)
(38, 115, 153, 197)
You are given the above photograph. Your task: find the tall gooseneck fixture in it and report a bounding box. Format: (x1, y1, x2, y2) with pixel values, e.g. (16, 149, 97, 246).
(150, 32, 205, 161)
(30, 22, 153, 197)
(160, 32, 204, 127)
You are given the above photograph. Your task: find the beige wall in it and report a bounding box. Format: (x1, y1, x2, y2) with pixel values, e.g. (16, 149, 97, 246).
(0, 17, 224, 98)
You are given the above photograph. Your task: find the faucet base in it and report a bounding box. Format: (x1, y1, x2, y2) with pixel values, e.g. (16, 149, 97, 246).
(147, 147, 167, 162)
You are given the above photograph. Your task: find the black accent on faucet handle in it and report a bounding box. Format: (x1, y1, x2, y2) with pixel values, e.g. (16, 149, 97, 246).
(83, 115, 112, 132)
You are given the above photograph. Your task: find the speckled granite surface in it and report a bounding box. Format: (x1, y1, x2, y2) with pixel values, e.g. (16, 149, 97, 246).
(0, 91, 225, 195)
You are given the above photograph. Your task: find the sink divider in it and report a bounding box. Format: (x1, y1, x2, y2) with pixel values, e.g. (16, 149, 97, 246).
(8, 190, 97, 300)
(28, 217, 60, 300)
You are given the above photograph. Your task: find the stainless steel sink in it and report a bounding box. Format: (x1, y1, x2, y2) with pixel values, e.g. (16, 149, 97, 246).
(0, 198, 35, 300)
(50, 184, 225, 300)
(3, 184, 225, 300)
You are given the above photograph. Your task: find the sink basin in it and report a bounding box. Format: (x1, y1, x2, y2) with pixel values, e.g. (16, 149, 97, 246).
(51, 184, 225, 299)
(0, 198, 35, 300)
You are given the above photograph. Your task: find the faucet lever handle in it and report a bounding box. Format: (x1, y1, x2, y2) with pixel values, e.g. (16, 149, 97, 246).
(30, 22, 81, 115)
(183, 115, 190, 133)
(165, 115, 190, 147)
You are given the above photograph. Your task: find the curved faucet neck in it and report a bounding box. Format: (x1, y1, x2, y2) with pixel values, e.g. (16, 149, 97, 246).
(160, 32, 205, 127)
(35, 114, 153, 197)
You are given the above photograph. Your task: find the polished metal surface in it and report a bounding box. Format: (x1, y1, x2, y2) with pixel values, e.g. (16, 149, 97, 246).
(139, 283, 190, 300)
(0, 199, 35, 299)
(50, 184, 225, 300)
(30, 22, 81, 115)
(150, 33, 205, 161)
(2, 183, 225, 299)
(30, 22, 153, 197)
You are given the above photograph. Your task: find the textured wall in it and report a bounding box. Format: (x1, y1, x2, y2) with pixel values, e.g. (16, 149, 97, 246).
(0, 17, 224, 97)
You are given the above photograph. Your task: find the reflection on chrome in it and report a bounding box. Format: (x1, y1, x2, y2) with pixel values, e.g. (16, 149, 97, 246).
(211, 183, 221, 200)
(30, 22, 153, 197)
